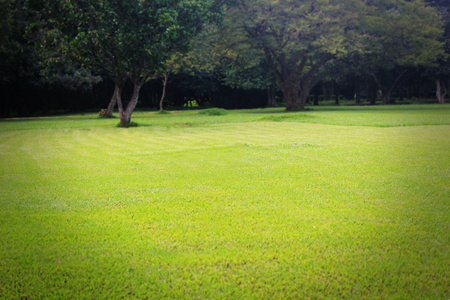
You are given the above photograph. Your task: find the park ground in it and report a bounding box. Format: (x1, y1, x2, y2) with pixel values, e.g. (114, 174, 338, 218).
(0, 104, 449, 298)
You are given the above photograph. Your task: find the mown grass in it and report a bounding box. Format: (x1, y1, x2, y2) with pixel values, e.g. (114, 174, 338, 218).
(0, 104, 449, 298)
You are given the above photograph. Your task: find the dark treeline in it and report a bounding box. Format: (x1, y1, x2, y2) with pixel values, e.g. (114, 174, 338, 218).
(0, 70, 440, 118)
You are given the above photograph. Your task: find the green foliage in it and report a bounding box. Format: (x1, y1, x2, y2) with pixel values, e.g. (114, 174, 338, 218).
(424, 0, 450, 101)
(219, 60, 274, 90)
(0, 0, 41, 85)
(35, 0, 214, 78)
(0, 105, 449, 298)
(198, 107, 228, 115)
(221, 0, 371, 109)
(170, 25, 222, 75)
(39, 64, 102, 92)
(29, 0, 227, 125)
(363, 0, 446, 68)
(217, 0, 446, 109)
(0, 0, 15, 83)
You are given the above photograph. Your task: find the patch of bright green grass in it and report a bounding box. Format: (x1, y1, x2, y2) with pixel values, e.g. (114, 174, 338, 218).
(0, 105, 449, 298)
(198, 108, 229, 116)
(257, 104, 450, 126)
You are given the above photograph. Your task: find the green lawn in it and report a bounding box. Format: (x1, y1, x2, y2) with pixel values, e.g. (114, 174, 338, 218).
(1, 104, 449, 298)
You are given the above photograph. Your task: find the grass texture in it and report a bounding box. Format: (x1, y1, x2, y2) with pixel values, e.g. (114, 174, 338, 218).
(0, 104, 449, 298)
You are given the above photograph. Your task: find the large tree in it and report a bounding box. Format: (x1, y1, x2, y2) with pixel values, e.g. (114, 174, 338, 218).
(32, 0, 224, 125)
(221, 0, 445, 110)
(223, 0, 369, 110)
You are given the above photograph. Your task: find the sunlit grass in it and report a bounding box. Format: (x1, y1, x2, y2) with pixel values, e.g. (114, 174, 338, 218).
(0, 104, 449, 298)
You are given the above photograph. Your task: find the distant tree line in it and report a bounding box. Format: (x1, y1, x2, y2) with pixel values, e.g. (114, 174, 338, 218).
(0, 0, 448, 122)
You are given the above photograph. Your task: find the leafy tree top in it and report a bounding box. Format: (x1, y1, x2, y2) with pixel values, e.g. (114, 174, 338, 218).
(30, 0, 225, 83)
(362, 0, 446, 68)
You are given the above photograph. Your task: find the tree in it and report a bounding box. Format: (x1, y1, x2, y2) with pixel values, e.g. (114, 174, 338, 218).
(153, 24, 231, 111)
(223, 0, 369, 110)
(32, 0, 225, 126)
(220, 0, 446, 110)
(425, 0, 450, 103)
(362, 0, 446, 104)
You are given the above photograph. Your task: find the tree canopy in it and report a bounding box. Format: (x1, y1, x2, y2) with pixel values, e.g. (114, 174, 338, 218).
(221, 0, 369, 110)
(0, 0, 447, 117)
(31, 0, 225, 125)
(220, 0, 445, 110)
(361, 0, 446, 103)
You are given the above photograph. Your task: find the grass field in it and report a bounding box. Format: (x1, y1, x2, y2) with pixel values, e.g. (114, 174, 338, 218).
(0, 104, 449, 298)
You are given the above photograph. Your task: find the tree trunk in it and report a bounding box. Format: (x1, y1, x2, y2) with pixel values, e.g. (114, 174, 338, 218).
(436, 79, 447, 104)
(263, 47, 332, 111)
(282, 82, 312, 110)
(381, 91, 391, 105)
(159, 72, 169, 112)
(370, 69, 407, 104)
(119, 78, 144, 126)
(296, 80, 316, 109)
(106, 84, 120, 117)
(115, 84, 125, 123)
(115, 76, 146, 127)
(280, 81, 298, 111)
(297, 90, 308, 109)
